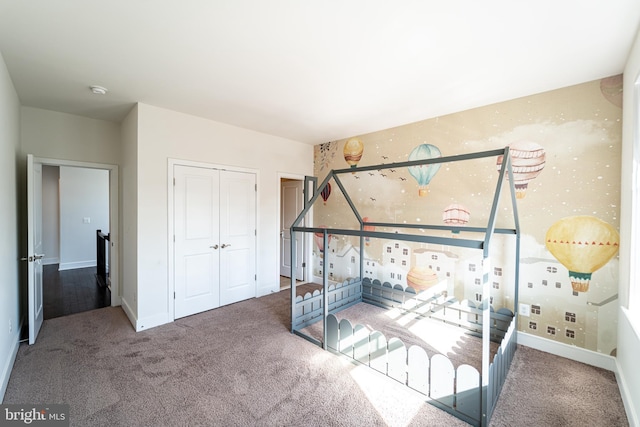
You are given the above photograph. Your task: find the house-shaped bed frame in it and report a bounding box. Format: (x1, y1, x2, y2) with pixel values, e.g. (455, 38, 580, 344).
(290, 148, 521, 427)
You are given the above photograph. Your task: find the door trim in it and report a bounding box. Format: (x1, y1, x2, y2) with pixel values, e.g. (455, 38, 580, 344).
(277, 172, 312, 284)
(168, 158, 259, 321)
(31, 157, 120, 307)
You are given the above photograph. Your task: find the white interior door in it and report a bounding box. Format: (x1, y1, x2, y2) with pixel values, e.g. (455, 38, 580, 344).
(174, 165, 220, 319)
(280, 180, 304, 280)
(219, 170, 257, 306)
(27, 154, 44, 344)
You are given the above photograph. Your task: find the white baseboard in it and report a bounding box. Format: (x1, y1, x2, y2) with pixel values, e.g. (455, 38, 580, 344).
(42, 257, 59, 266)
(517, 331, 617, 372)
(135, 312, 170, 332)
(120, 297, 137, 330)
(258, 283, 278, 297)
(120, 298, 169, 332)
(0, 330, 20, 403)
(58, 260, 96, 271)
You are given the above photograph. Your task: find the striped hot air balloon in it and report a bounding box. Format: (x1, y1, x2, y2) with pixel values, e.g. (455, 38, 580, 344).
(320, 183, 331, 205)
(496, 141, 546, 199)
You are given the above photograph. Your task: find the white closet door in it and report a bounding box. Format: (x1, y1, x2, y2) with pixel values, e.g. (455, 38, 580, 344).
(219, 170, 257, 305)
(174, 165, 220, 319)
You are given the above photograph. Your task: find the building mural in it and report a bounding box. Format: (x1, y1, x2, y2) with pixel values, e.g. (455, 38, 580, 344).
(311, 75, 622, 355)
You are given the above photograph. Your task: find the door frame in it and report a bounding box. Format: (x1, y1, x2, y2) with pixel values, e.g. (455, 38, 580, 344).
(168, 158, 259, 321)
(277, 173, 312, 284)
(29, 156, 120, 307)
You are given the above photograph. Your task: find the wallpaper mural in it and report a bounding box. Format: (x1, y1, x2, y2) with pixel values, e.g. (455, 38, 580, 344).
(311, 76, 622, 355)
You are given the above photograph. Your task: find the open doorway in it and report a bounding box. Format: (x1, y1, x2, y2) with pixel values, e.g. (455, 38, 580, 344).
(25, 156, 119, 344)
(41, 165, 111, 319)
(279, 176, 308, 290)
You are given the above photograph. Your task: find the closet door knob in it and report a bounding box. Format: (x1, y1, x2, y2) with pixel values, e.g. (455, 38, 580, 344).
(210, 245, 219, 249)
(221, 244, 231, 248)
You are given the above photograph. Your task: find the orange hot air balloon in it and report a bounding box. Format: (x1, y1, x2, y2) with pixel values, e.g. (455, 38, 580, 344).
(406, 266, 439, 291)
(496, 141, 546, 199)
(343, 138, 364, 169)
(545, 215, 620, 292)
(362, 217, 376, 246)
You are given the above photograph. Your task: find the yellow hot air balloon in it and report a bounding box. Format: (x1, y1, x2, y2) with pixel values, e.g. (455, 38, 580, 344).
(545, 215, 619, 292)
(343, 138, 364, 169)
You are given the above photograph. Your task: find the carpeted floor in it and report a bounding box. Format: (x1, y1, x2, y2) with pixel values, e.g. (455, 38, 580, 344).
(3, 289, 628, 426)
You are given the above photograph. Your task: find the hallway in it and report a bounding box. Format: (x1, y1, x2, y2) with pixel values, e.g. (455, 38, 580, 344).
(43, 264, 110, 320)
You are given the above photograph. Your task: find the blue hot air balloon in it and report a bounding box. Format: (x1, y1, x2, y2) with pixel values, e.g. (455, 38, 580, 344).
(408, 144, 442, 196)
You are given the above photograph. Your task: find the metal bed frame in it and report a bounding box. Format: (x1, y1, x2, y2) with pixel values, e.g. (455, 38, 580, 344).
(289, 147, 521, 426)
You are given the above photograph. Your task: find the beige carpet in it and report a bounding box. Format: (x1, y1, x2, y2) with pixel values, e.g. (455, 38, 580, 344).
(3, 289, 628, 426)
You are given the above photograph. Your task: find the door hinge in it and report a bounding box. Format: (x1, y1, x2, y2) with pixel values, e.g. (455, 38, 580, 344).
(255, 184, 257, 192)
(302, 262, 306, 268)
(255, 229, 257, 236)
(173, 177, 176, 186)
(254, 274, 257, 281)
(174, 292, 176, 299)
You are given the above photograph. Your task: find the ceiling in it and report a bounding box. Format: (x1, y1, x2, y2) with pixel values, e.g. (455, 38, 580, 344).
(1, 1, 639, 145)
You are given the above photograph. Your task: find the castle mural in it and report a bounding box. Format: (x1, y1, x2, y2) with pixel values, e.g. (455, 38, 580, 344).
(311, 75, 622, 355)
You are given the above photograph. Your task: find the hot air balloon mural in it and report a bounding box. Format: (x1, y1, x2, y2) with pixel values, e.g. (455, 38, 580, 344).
(442, 203, 470, 235)
(320, 182, 331, 205)
(600, 74, 623, 108)
(407, 266, 439, 292)
(545, 215, 620, 293)
(408, 144, 442, 197)
(343, 137, 364, 170)
(314, 226, 332, 254)
(362, 217, 376, 246)
(496, 141, 546, 199)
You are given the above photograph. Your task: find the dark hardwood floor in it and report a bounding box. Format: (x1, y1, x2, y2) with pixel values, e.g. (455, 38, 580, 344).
(43, 264, 110, 320)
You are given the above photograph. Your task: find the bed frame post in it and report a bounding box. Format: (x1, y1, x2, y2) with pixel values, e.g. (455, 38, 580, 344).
(290, 229, 297, 333)
(291, 176, 317, 334)
(322, 229, 329, 349)
(481, 256, 491, 427)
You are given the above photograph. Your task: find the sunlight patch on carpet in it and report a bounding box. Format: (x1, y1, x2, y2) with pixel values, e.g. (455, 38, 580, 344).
(350, 364, 424, 427)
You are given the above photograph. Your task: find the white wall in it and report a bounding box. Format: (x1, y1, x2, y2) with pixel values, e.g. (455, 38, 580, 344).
(618, 25, 640, 427)
(20, 107, 121, 165)
(42, 165, 60, 265)
(58, 167, 109, 270)
(120, 105, 138, 323)
(0, 52, 21, 401)
(128, 103, 313, 330)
